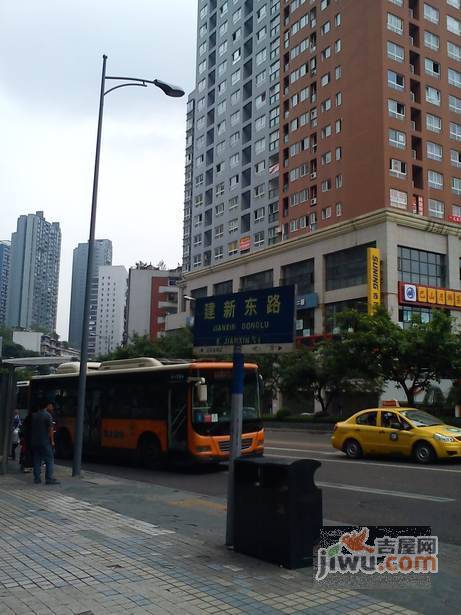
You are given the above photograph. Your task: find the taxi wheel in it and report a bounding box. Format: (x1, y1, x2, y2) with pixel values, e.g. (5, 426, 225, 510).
(138, 433, 161, 469)
(344, 439, 363, 459)
(413, 441, 436, 464)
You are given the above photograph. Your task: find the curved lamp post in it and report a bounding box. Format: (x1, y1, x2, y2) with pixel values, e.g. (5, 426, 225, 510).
(72, 55, 184, 477)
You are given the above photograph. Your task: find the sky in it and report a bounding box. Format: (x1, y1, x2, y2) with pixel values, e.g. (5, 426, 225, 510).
(0, 0, 197, 339)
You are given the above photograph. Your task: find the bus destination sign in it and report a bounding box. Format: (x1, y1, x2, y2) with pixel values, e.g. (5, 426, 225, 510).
(193, 285, 295, 355)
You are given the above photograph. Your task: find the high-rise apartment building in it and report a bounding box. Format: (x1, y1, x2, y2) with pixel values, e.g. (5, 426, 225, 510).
(177, 0, 461, 336)
(68, 240, 112, 352)
(94, 265, 127, 356)
(126, 264, 181, 341)
(6, 211, 61, 332)
(0, 240, 10, 326)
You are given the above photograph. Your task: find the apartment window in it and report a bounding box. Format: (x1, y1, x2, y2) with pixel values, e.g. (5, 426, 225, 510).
(424, 58, 440, 78)
(214, 246, 224, 261)
(427, 113, 442, 133)
(217, 120, 226, 136)
(197, 97, 205, 112)
(428, 198, 444, 218)
(452, 177, 461, 195)
(218, 41, 228, 56)
(387, 13, 403, 35)
(197, 78, 206, 92)
(231, 68, 241, 85)
(424, 31, 440, 51)
(448, 68, 461, 89)
(231, 89, 241, 105)
(232, 7, 241, 23)
(255, 49, 267, 66)
(321, 179, 332, 192)
(336, 202, 343, 216)
(193, 255, 202, 268)
(335, 119, 342, 133)
(254, 231, 265, 247)
(388, 99, 405, 119)
(336, 146, 342, 160)
(450, 121, 461, 141)
(335, 66, 342, 80)
(321, 46, 331, 61)
(321, 98, 332, 112)
(218, 60, 227, 77)
(195, 174, 204, 187)
(216, 140, 226, 154)
(447, 15, 461, 36)
(194, 194, 203, 208)
(196, 154, 204, 167)
(215, 202, 225, 216)
(230, 152, 239, 167)
(336, 92, 342, 106)
(217, 80, 227, 95)
(220, 1, 228, 16)
(427, 141, 443, 161)
(451, 149, 461, 167)
(335, 174, 343, 188)
(215, 224, 224, 239)
(256, 26, 267, 42)
(387, 41, 404, 63)
(325, 244, 373, 291)
(193, 213, 203, 227)
(230, 110, 240, 126)
(233, 27, 241, 42)
(196, 116, 205, 130)
(198, 59, 207, 74)
(453, 205, 461, 218)
(230, 131, 240, 146)
(398, 246, 446, 287)
(215, 182, 225, 196)
(255, 69, 266, 86)
(229, 196, 239, 209)
(228, 241, 238, 256)
(322, 124, 332, 138)
(320, 73, 330, 87)
(389, 128, 406, 149)
(199, 42, 207, 56)
(254, 206, 265, 221)
(196, 135, 205, 149)
(448, 41, 461, 62)
(321, 151, 332, 165)
(390, 188, 408, 209)
(199, 24, 207, 37)
(388, 70, 404, 90)
(254, 184, 265, 199)
(228, 218, 238, 233)
(449, 95, 461, 114)
(423, 3, 439, 24)
(229, 174, 239, 189)
(256, 5, 267, 21)
(389, 0, 403, 5)
(428, 169, 443, 189)
(390, 158, 407, 177)
(321, 207, 332, 220)
(255, 93, 266, 108)
(334, 13, 341, 27)
(335, 39, 342, 53)
(320, 21, 331, 35)
(255, 160, 265, 174)
(448, 0, 461, 7)
(255, 137, 266, 154)
(425, 86, 441, 106)
(193, 234, 202, 248)
(255, 115, 266, 131)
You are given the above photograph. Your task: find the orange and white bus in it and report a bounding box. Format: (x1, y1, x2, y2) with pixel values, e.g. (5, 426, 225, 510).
(28, 357, 264, 466)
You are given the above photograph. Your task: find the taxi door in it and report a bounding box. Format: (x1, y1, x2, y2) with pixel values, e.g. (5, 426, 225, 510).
(352, 411, 382, 454)
(378, 411, 414, 456)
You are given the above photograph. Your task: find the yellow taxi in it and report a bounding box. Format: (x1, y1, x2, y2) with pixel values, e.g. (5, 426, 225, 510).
(331, 401, 461, 464)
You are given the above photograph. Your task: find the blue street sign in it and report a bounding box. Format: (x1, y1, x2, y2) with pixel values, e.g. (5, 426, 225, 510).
(193, 285, 295, 354)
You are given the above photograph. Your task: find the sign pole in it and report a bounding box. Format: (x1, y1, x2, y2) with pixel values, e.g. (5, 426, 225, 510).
(225, 344, 244, 547)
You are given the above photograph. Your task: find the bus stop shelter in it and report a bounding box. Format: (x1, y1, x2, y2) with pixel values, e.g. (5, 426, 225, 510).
(0, 356, 75, 475)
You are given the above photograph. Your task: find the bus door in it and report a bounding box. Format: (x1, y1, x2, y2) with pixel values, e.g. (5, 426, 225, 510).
(168, 385, 187, 451)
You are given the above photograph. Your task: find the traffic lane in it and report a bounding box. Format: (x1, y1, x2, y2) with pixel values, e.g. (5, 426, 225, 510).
(265, 430, 461, 499)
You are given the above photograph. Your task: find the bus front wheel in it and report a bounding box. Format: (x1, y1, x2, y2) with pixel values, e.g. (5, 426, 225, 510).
(55, 429, 73, 460)
(138, 434, 161, 469)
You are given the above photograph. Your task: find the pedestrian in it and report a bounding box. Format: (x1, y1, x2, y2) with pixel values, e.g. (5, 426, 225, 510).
(30, 401, 60, 485)
(10, 411, 21, 460)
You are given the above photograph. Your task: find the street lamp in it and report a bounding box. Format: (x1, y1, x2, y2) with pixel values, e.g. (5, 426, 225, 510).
(72, 55, 185, 477)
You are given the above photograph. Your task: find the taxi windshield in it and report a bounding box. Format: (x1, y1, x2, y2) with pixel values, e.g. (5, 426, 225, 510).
(399, 409, 443, 427)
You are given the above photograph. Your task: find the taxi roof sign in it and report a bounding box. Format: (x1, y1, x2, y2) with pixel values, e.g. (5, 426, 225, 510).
(381, 400, 400, 407)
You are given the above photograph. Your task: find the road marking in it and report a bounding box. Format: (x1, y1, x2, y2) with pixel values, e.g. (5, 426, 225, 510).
(316, 481, 455, 503)
(170, 498, 226, 512)
(265, 449, 461, 473)
(267, 446, 335, 456)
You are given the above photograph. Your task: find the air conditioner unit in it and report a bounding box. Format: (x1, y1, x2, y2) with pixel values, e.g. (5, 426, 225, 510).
(311, 172, 317, 179)
(311, 198, 317, 205)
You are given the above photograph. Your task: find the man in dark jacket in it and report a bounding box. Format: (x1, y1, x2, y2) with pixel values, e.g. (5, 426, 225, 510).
(30, 402, 60, 485)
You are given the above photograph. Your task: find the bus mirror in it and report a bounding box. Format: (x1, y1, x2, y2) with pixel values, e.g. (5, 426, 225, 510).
(196, 383, 208, 403)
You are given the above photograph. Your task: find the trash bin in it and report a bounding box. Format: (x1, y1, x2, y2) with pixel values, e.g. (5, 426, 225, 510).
(233, 456, 322, 569)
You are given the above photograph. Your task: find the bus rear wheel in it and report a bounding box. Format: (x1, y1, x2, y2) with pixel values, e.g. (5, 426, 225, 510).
(55, 429, 73, 460)
(138, 434, 161, 469)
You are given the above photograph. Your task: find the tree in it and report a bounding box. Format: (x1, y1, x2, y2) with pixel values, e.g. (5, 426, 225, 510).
(339, 308, 460, 406)
(98, 328, 194, 361)
(278, 337, 380, 415)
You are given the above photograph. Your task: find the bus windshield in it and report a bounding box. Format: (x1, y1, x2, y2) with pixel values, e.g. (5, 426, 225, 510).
(192, 368, 261, 435)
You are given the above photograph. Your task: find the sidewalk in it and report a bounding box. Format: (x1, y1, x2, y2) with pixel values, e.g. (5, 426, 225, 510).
(0, 464, 456, 615)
